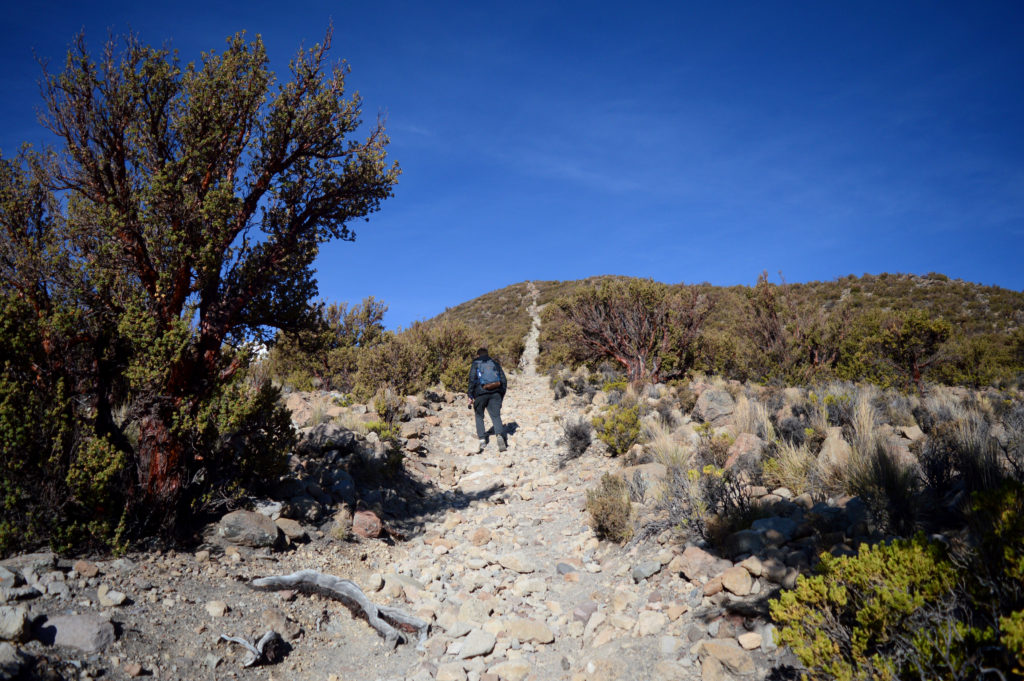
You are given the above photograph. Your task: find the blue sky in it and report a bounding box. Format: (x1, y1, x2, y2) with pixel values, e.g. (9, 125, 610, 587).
(2, 1, 1022, 329)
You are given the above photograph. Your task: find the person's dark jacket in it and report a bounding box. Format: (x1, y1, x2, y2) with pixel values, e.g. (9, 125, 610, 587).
(468, 354, 507, 399)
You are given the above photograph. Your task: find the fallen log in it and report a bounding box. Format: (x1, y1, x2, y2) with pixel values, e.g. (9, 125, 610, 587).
(251, 569, 429, 649)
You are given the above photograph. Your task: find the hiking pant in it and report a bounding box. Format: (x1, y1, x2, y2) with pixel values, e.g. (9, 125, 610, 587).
(474, 392, 505, 439)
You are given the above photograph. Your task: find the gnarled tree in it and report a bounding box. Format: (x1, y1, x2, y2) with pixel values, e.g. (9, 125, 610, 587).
(558, 278, 712, 385)
(0, 28, 398, 544)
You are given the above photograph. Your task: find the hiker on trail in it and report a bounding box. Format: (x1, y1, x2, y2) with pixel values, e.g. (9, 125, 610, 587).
(467, 347, 507, 453)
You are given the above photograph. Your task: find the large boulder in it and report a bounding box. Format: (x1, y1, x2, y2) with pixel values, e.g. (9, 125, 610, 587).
(217, 510, 283, 548)
(693, 388, 735, 426)
(296, 423, 357, 455)
(724, 433, 766, 470)
(34, 614, 116, 653)
(818, 427, 852, 470)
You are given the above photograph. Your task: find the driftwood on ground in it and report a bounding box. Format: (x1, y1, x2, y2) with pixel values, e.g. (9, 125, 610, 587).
(251, 569, 429, 649)
(220, 631, 286, 667)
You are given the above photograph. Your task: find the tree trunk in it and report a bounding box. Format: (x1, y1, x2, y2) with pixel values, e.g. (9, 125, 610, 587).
(137, 409, 184, 509)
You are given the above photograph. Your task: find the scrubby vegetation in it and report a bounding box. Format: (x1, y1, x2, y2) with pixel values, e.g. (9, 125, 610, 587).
(0, 29, 398, 551)
(585, 473, 634, 543)
(539, 272, 1024, 389)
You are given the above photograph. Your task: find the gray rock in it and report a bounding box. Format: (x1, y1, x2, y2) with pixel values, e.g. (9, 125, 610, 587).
(0, 606, 28, 642)
(751, 516, 799, 542)
(286, 495, 325, 523)
(818, 427, 852, 469)
(0, 568, 17, 590)
(0, 642, 30, 678)
(631, 560, 662, 583)
(721, 530, 765, 559)
(297, 423, 357, 455)
(327, 469, 357, 505)
(35, 613, 116, 653)
(217, 510, 283, 548)
(573, 601, 599, 624)
(693, 389, 735, 425)
(253, 500, 284, 519)
(458, 628, 496, 659)
(0, 553, 55, 575)
(555, 562, 577, 575)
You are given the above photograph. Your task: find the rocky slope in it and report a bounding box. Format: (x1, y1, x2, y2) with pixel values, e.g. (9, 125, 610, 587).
(1, 283, 815, 681)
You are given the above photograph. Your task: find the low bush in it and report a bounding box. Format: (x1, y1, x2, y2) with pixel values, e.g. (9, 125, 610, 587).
(770, 536, 959, 681)
(850, 442, 920, 535)
(591, 403, 642, 456)
(557, 417, 592, 467)
(771, 483, 1024, 680)
(585, 473, 633, 543)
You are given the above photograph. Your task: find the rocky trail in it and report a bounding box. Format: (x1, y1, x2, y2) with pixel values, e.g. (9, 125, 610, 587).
(1, 282, 795, 681)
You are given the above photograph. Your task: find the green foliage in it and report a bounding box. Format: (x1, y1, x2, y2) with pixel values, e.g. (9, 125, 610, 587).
(533, 273, 1023, 391)
(770, 537, 959, 681)
(585, 473, 633, 543)
(771, 485, 1024, 680)
(549, 278, 712, 384)
(0, 27, 396, 548)
(591, 404, 642, 456)
(353, 319, 476, 399)
(267, 297, 387, 391)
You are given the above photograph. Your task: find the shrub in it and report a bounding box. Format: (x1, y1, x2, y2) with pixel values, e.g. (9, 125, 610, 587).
(772, 484, 1024, 680)
(585, 473, 633, 543)
(770, 537, 959, 681)
(850, 442, 920, 535)
(591, 404, 642, 456)
(556, 417, 592, 467)
(762, 441, 816, 496)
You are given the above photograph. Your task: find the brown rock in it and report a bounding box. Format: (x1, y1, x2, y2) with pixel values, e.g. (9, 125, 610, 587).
(470, 527, 492, 546)
(724, 433, 766, 469)
(721, 566, 753, 596)
(352, 510, 383, 539)
(73, 560, 99, 578)
(700, 639, 755, 675)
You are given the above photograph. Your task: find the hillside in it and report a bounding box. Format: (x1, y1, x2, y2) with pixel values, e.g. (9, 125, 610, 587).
(426, 272, 1024, 388)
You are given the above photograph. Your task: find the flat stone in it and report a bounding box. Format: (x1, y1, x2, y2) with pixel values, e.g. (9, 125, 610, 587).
(699, 639, 755, 675)
(436, 661, 468, 681)
(206, 600, 229, 617)
(97, 584, 127, 607)
(631, 559, 662, 583)
(275, 518, 308, 542)
(0, 605, 29, 641)
(738, 632, 762, 650)
(458, 628, 496, 659)
(672, 545, 732, 581)
(458, 598, 494, 624)
(556, 562, 577, 575)
(573, 601, 599, 624)
(34, 613, 115, 653)
(636, 611, 668, 636)
(498, 554, 535, 574)
(73, 560, 99, 578)
(489, 659, 531, 681)
(469, 527, 492, 546)
(504, 617, 554, 643)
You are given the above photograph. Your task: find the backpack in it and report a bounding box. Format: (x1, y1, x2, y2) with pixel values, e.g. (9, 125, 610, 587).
(477, 359, 502, 391)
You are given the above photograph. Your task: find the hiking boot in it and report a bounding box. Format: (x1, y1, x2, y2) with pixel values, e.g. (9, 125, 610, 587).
(476, 438, 486, 453)
(497, 435, 507, 452)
